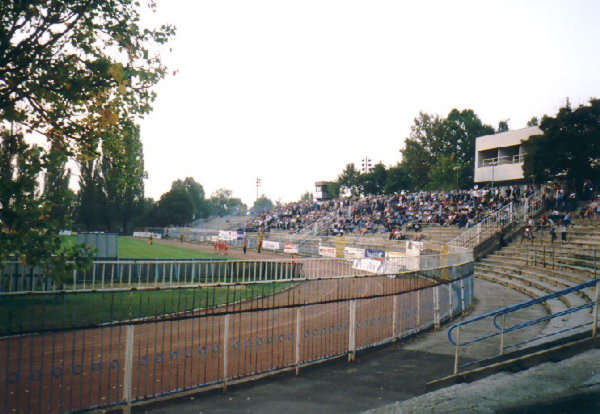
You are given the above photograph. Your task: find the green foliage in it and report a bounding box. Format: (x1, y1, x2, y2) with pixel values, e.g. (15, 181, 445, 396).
(0, 1, 175, 157)
(300, 191, 313, 202)
(0, 0, 174, 280)
(155, 186, 195, 226)
(522, 99, 600, 188)
(337, 163, 362, 196)
(497, 119, 510, 132)
(171, 177, 208, 219)
(327, 181, 341, 198)
(383, 164, 411, 194)
(361, 162, 388, 195)
(207, 188, 247, 216)
(251, 196, 274, 215)
(527, 117, 539, 127)
(427, 154, 460, 190)
(0, 129, 92, 284)
(400, 109, 494, 189)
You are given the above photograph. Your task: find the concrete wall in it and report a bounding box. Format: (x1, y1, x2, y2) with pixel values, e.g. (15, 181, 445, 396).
(474, 162, 524, 183)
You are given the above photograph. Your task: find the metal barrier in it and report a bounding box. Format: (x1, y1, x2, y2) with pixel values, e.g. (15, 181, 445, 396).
(0, 261, 474, 414)
(448, 190, 544, 250)
(447, 278, 600, 375)
(1, 247, 473, 292)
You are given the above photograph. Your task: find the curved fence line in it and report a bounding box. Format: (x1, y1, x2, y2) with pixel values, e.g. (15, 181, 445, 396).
(1, 242, 472, 292)
(0, 268, 475, 414)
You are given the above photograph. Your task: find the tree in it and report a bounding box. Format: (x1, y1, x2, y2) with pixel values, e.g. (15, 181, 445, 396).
(522, 99, 600, 190)
(155, 188, 194, 227)
(0, 1, 174, 279)
(497, 120, 510, 132)
(76, 159, 105, 231)
(0, 128, 92, 283)
(399, 112, 441, 189)
(1, 1, 175, 157)
(383, 163, 411, 194)
(527, 117, 539, 127)
(43, 140, 75, 223)
(427, 154, 460, 190)
(327, 181, 341, 198)
(208, 188, 247, 216)
(251, 196, 274, 215)
(337, 163, 361, 196)
(171, 177, 208, 219)
(300, 191, 313, 202)
(360, 162, 387, 195)
(99, 120, 145, 233)
(440, 109, 494, 187)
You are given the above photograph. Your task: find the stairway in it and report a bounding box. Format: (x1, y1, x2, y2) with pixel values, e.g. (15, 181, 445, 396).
(475, 217, 600, 339)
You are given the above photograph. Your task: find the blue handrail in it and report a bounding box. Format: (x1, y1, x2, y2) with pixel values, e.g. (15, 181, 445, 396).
(448, 278, 598, 346)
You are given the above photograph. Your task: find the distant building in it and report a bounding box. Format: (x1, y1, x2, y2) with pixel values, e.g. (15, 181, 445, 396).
(315, 181, 332, 201)
(474, 126, 542, 186)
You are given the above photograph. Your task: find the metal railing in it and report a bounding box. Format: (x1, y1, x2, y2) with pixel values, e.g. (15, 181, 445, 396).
(0, 263, 475, 414)
(447, 278, 600, 375)
(0, 247, 473, 292)
(448, 190, 543, 250)
(479, 154, 525, 167)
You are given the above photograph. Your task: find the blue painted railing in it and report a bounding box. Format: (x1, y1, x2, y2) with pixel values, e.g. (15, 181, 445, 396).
(447, 278, 599, 374)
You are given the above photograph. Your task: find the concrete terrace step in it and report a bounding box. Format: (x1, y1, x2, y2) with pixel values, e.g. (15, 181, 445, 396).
(475, 262, 592, 304)
(498, 250, 600, 272)
(474, 265, 577, 308)
(475, 272, 588, 334)
(475, 272, 562, 316)
(482, 253, 594, 284)
(479, 256, 596, 298)
(492, 250, 600, 279)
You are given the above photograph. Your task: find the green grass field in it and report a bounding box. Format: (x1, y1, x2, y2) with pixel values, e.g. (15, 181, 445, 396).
(5, 237, 291, 334)
(62, 235, 223, 259)
(2, 282, 294, 334)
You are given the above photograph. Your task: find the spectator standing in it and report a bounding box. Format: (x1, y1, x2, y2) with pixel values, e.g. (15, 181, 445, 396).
(549, 218, 557, 244)
(560, 220, 567, 243)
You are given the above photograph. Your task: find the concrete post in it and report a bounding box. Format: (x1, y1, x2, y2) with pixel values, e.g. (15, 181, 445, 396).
(348, 300, 356, 362)
(295, 309, 302, 375)
(223, 314, 230, 391)
(453, 326, 461, 376)
(123, 325, 134, 414)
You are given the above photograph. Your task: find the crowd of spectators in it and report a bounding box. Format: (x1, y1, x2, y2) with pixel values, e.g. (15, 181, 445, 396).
(245, 185, 537, 237)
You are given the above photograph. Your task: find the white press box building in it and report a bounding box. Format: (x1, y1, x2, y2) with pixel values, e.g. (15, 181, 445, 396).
(474, 126, 543, 186)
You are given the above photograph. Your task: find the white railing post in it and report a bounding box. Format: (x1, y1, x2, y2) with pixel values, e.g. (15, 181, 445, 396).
(434, 285, 440, 329)
(223, 314, 230, 390)
(392, 295, 398, 339)
(123, 324, 134, 414)
(453, 325, 461, 375)
(416, 290, 421, 331)
(295, 309, 302, 375)
(348, 300, 356, 362)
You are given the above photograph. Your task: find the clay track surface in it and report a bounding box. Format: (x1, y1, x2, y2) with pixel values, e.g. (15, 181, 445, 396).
(0, 256, 450, 414)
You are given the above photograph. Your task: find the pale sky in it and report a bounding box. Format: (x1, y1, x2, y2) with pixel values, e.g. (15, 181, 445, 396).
(140, 0, 600, 207)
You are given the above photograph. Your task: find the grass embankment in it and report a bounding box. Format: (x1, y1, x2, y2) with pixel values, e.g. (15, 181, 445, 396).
(61, 235, 223, 259)
(1, 282, 293, 335)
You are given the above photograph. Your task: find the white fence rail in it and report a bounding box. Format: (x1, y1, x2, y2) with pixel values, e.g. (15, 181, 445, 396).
(1, 249, 472, 292)
(448, 190, 544, 250)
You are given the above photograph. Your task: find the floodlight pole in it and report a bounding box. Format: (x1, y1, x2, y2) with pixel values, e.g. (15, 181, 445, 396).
(256, 178, 261, 201)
